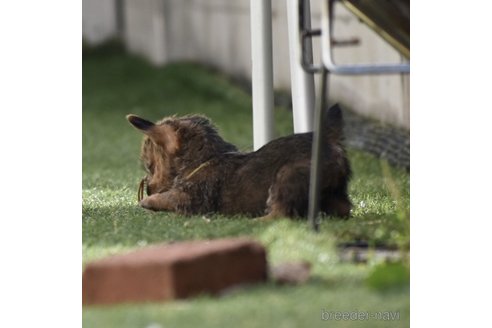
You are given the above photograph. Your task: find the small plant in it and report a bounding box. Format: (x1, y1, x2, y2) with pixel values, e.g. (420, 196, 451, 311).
(366, 261, 410, 291)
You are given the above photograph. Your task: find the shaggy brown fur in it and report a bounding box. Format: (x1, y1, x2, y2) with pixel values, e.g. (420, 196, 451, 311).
(127, 104, 351, 219)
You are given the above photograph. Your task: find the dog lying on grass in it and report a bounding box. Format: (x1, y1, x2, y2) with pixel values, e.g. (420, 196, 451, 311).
(127, 104, 351, 219)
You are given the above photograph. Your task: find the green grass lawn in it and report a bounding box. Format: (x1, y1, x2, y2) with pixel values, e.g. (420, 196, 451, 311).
(83, 43, 410, 328)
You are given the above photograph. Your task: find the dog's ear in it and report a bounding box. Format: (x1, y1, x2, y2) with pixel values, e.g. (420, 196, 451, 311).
(127, 114, 155, 131)
(126, 114, 179, 154)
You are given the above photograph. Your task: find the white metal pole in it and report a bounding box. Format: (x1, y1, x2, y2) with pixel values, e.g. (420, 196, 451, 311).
(250, 0, 275, 150)
(287, 0, 315, 133)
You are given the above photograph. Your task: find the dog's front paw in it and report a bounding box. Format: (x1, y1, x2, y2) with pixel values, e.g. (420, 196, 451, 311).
(138, 190, 185, 212)
(139, 195, 160, 211)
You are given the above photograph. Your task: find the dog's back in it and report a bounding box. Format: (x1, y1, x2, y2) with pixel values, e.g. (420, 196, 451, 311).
(219, 104, 351, 218)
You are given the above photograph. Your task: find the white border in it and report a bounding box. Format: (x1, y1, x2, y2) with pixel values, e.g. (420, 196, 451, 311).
(411, 1, 492, 326)
(0, 1, 81, 326)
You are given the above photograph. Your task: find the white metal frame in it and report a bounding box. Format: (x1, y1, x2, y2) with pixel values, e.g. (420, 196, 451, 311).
(250, 0, 275, 150)
(249, 0, 410, 231)
(307, 0, 410, 230)
(320, 0, 410, 74)
(250, 0, 317, 149)
(287, 0, 315, 133)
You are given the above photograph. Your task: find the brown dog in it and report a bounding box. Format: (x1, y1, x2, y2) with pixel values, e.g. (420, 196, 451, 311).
(127, 104, 351, 219)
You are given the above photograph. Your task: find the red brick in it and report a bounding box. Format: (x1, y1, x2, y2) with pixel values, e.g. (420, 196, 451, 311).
(82, 238, 267, 305)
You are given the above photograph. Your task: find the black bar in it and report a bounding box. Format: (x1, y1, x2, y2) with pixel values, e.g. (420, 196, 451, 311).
(301, 29, 321, 37)
(308, 69, 328, 232)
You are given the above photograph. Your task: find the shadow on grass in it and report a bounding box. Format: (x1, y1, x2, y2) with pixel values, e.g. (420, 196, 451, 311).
(83, 204, 276, 248)
(322, 213, 409, 249)
(83, 200, 404, 249)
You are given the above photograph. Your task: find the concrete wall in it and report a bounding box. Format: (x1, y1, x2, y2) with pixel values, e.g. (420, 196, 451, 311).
(82, 0, 410, 130)
(83, 0, 119, 45)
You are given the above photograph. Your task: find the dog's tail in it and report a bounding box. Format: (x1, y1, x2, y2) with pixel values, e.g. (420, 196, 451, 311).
(324, 103, 345, 143)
